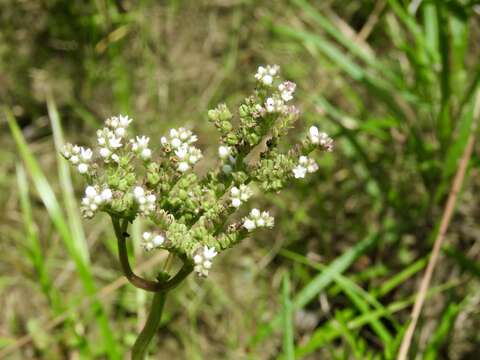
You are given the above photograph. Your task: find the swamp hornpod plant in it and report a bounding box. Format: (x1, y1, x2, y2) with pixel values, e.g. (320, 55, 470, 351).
(62, 65, 333, 359)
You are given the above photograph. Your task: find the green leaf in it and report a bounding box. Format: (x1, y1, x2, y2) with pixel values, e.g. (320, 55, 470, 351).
(281, 272, 295, 360)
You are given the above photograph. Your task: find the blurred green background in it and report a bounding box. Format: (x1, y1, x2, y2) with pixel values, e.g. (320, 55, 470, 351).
(1, 0, 480, 359)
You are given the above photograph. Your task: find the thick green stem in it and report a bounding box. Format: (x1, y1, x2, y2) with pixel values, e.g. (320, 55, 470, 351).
(131, 290, 167, 360)
(111, 216, 193, 292)
(111, 215, 193, 358)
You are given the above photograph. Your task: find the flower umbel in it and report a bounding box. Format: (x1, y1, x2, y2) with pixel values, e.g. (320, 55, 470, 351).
(194, 246, 218, 277)
(61, 65, 333, 280)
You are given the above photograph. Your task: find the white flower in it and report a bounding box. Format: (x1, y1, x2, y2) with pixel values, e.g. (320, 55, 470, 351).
(96, 126, 124, 162)
(308, 126, 334, 151)
(243, 219, 256, 231)
(78, 163, 89, 174)
(178, 161, 190, 172)
(161, 127, 198, 149)
(141, 148, 151, 159)
(105, 115, 132, 138)
(118, 115, 132, 128)
(133, 186, 156, 216)
(254, 65, 280, 86)
(278, 81, 296, 102)
(194, 246, 218, 277)
(101, 188, 112, 201)
(293, 156, 318, 178)
(292, 165, 307, 179)
(131, 136, 152, 160)
(133, 186, 145, 198)
(230, 184, 253, 208)
(218, 145, 231, 159)
(265, 97, 285, 113)
(63, 144, 93, 174)
(99, 147, 110, 158)
(174, 144, 202, 172)
(80, 148, 93, 162)
(141, 231, 165, 251)
(81, 185, 112, 218)
(108, 136, 122, 149)
(232, 198, 242, 208)
(243, 208, 274, 231)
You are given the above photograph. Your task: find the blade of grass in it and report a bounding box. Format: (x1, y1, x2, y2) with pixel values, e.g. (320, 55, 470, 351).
(435, 0, 452, 151)
(334, 311, 365, 359)
(424, 302, 461, 359)
(295, 281, 458, 358)
(5, 107, 120, 359)
(281, 272, 295, 360)
(251, 227, 384, 346)
(281, 249, 395, 345)
(47, 94, 90, 263)
(373, 256, 428, 298)
(16, 164, 60, 309)
(397, 89, 480, 360)
(292, 0, 397, 83)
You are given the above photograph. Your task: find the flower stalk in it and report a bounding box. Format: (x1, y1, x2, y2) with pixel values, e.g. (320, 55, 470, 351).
(61, 65, 334, 358)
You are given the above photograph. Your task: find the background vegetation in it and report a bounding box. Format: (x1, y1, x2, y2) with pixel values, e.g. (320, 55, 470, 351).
(1, 0, 480, 358)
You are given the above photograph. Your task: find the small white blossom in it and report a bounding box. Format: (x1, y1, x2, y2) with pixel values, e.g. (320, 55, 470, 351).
(242, 208, 274, 231)
(81, 185, 112, 218)
(62, 144, 93, 175)
(254, 65, 280, 86)
(194, 246, 218, 277)
(178, 161, 190, 172)
(131, 136, 152, 160)
(292, 165, 307, 179)
(99, 147, 110, 158)
(142, 231, 165, 251)
(80, 148, 93, 162)
(78, 163, 89, 174)
(308, 126, 334, 151)
(175, 144, 203, 172)
(265, 96, 286, 113)
(133, 186, 156, 216)
(105, 115, 132, 138)
(230, 184, 253, 208)
(218, 145, 231, 159)
(278, 81, 296, 102)
(293, 156, 318, 179)
(161, 127, 198, 149)
(96, 127, 124, 162)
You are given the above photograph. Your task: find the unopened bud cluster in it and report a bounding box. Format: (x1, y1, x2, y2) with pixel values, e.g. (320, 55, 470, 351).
(62, 65, 333, 277)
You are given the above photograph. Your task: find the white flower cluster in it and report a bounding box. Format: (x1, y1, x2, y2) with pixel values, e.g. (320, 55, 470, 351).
(160, 127, 198, 149)
(133, 186, 156, 216)
(81, 185, 112, 218)
(193, 246, 218, 277)
(243, 208, 274, 232)
(309, 126, 334, 152)
(130, 136, 152, 160)
(175, 144, 202, 172)
(161, 128, 202, 172)
(254, 64, 280, 86)
(97, 115, 132, 162)
(292, 156, 319, 179)
(230, 184, 253, 208)
(278, 81, 296, 102)
(141, 231, 165, 251)
(265, 96, 287, 113)
(62, 144, 93, 174)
